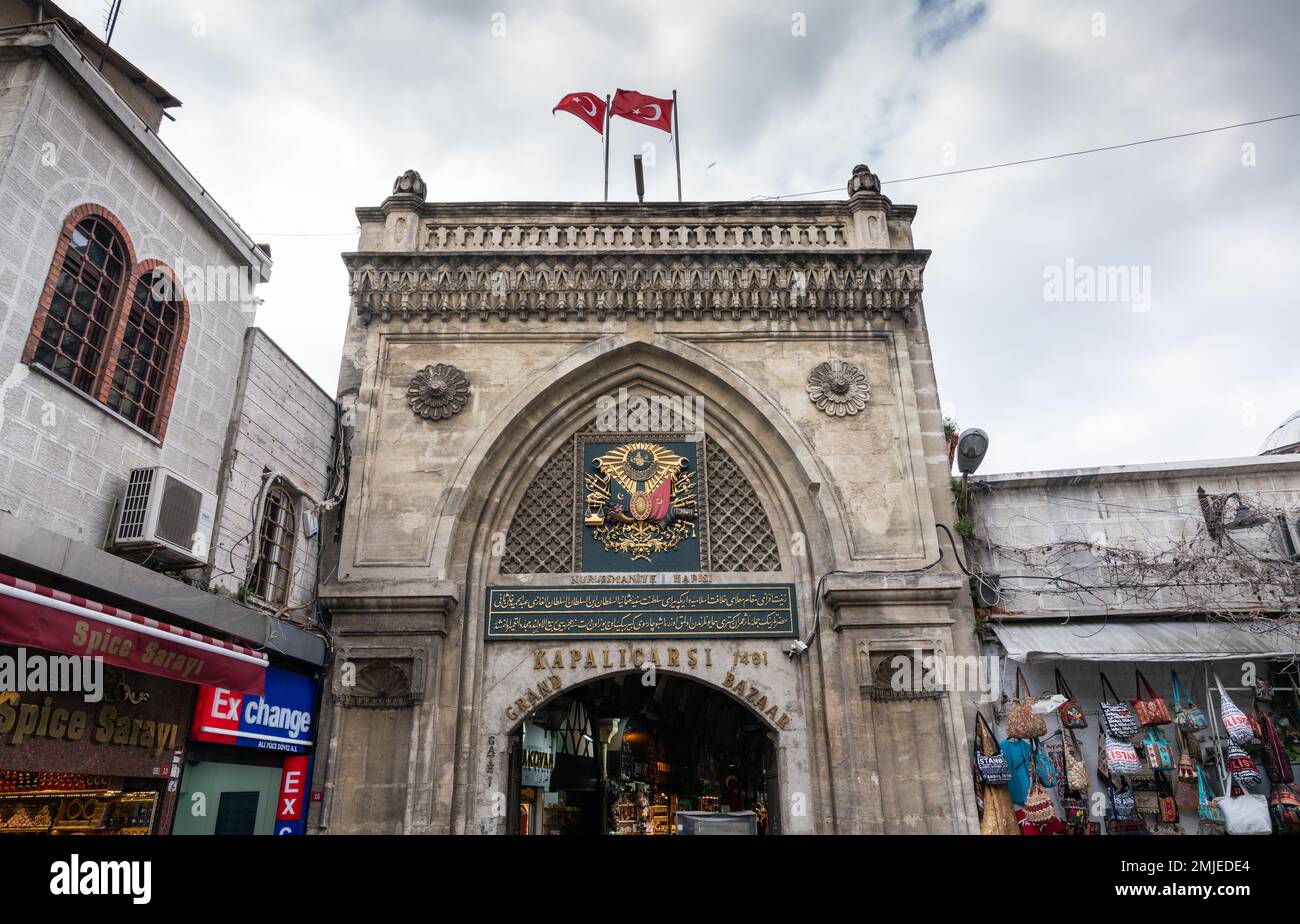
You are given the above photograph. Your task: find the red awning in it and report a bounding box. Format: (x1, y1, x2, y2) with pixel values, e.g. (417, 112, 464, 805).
(0, 572, 267, 694)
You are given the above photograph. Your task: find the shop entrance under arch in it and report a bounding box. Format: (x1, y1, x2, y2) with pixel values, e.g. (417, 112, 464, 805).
(507, 672, 780, 836)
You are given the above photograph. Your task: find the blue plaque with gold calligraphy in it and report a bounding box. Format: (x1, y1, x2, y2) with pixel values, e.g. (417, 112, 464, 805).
(484, 584, 798, 640)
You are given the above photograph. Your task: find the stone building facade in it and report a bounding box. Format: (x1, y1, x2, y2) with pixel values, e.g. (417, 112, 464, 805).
(316, 165, 982, 835)
(0, 16, 331, 840)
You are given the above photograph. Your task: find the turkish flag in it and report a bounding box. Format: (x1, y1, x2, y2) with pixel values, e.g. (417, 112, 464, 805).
(552, 91, 607, 134)
(647, 477, 673, 522)
(611, 89, 673, 133)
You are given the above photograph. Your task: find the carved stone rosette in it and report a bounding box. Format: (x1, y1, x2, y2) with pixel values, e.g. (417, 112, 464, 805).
(807, 359, 870, 417)
(407, 363, 470, 420)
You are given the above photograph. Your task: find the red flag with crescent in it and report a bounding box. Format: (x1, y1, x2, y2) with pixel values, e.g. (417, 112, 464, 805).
(611, 88, 673, 133)
(552, 91, 607, 134)
(647, 476, 673, 522)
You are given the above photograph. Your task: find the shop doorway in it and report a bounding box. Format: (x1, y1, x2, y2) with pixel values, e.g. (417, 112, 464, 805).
(509, 673, 778, 835)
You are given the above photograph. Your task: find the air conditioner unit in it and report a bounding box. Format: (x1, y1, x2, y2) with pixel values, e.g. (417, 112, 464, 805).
(110, 466, 217, 567)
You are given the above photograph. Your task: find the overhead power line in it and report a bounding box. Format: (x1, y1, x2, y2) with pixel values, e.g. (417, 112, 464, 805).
(252, 112, 1300, 235)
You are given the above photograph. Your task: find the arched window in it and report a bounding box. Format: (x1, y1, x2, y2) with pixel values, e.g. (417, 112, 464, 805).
(30, 215, 128, 393)
(250, 486, 297, 606)
(25, 207, 190, 442)
(105, 268, 183, 433)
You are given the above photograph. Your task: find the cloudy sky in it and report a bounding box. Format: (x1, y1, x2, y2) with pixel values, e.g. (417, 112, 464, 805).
(60, 0, 1300, 474)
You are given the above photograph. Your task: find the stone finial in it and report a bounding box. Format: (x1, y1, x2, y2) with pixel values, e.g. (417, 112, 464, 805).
(847, 163, 881, 197)
(392, 169, 427, 201)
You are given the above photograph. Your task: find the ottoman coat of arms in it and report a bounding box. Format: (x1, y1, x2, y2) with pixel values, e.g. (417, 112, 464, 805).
(582, 440, 698, 562)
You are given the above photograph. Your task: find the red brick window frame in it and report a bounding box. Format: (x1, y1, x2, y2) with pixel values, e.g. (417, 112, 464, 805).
(23, 205, 189, 443)
(102, 260, 190, 439)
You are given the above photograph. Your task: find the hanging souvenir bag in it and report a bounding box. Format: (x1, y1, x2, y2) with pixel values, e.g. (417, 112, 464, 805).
(1142, 726, 1175, 770)
(1104, 733, 1142, 775)
(1259, 710, 1294, 784)
(1215, 675, 1257, 745)
(1176, 732, 1198, 783)
(1255, 676, 1274, 703)
(1032, 738, 1056, 787)
(1060, 795, 1088, 827)
(1132, 669, 1173, 726)
(1054, 668, 1086, 728)
(1062, 724, 1089, 792)
(1268, 783, 1300, 834)
(974, 712, 1012, 785)
(1100, 672, 1139, 738)
(1006, 667, 1047, 740)
(1023, 778, 1057, 824)
(1109, 779, 1138, 821)
(1225, 742, 1262, 786)
(1173, 726, 1200, 809)
(1216, 770, 1272, 835)
(1170, 670, 1207, 731)
(1198, 771, 1225, 825)
(1154, 771, 1179, 823)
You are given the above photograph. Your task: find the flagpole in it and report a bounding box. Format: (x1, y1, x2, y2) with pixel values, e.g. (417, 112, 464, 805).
(603, 94, 611, 202)
(672, 89, 682, 202)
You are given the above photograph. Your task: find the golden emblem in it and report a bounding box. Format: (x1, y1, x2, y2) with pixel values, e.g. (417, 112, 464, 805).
(583, 441, 697, 562)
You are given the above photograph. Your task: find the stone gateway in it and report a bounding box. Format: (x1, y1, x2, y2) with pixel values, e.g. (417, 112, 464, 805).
(315, 165, 981, 835)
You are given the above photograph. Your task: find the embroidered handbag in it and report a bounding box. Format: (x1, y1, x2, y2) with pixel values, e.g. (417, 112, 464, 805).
(1063, 725, 1089, 791)
(1142, 726, 1175, 770)
(1176, 741, 1198, 783)
(1109, 780, 1138, 820)
(1105, 734, 1142, 775)
(1226, 742, 1262, 786)
(1216, 675, 1257, 745)
(1023, 779, 1057, 824)
(1198, 772, 1225, 824)
(1259, 711, 1295, 784)
(1061, 795, 1088, 827)
(1132, 669, 1173, 726)
(1155, 772, 1179, 823)
(1100, 672, 1139, 738)
(1268, 783, 1300, 834)
(1006, 667, 1048, 739)
(1032, 739, 1056, 787)
(974, 712, 1012, 785)
(1170, 670, 1208, 731)
(1055, 668, 1086, 728)
(1216, 771, 1272, 835)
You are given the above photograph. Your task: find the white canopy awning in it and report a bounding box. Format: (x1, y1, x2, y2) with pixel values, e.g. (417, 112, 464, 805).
(990, 619, 1300, 663)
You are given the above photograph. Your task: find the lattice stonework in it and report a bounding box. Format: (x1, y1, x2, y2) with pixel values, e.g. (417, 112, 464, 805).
(705, 441, 781, 572)
(499, 437, 576, 573)
(499, 433, 781, 574)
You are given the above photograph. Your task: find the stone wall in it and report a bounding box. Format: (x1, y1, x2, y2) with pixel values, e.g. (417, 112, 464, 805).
(970, 456, 1300, 618)
(317, 166, 981, 835)
(208, 328, 338, 613)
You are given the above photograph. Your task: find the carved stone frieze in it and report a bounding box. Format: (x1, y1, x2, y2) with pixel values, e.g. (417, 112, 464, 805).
(345, 252, 926, 325)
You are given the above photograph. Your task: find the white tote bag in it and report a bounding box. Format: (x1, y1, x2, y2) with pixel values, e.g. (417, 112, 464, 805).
(1216, 771, 1272, 835)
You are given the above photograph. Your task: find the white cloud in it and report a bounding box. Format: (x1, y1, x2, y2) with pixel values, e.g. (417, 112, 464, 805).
(59, 0, 1300, 472)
